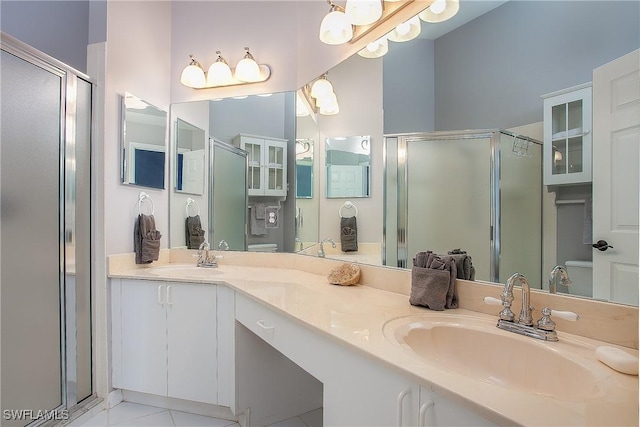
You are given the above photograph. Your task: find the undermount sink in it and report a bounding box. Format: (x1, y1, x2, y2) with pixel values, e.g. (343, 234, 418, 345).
(145, 265, 223, 279)
(383, 314, 599, 400)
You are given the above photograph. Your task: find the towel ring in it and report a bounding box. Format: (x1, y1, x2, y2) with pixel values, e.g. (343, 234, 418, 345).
(138, 192, 154, 215)
(339, 201, 358, 218)
(185, 198, 200, 217)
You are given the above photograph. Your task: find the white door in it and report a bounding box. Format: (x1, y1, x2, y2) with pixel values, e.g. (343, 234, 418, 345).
(592, 50, 640, 305)
(167, 284, 218, 404)
(120, 280, 168, 395)
(180, 149, 205, 194)
(327, 165, 364, 197)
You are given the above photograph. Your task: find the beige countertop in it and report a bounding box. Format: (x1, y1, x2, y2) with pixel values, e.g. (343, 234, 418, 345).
(109, 257, 639, 427)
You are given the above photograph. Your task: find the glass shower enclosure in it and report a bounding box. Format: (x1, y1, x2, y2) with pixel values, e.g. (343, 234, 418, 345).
(384, 130, 543, 287)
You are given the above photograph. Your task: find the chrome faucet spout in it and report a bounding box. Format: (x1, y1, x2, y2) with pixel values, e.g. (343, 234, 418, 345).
(503, 272, 533, 326)
(318, 238, 336, 258)
(548, 265, 571, 294)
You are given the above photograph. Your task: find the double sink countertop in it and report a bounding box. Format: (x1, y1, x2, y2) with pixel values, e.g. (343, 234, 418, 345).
(108, 252, 639, 427)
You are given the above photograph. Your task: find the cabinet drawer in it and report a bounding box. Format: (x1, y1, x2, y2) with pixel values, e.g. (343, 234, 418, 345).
(235, 292, 290, 353)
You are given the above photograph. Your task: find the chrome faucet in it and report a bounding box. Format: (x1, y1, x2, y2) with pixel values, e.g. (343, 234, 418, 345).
(295, 237, 304, 252)
(197, 241, 218, 268)
(485, 272, 579, 341)
(218, 239, 229, 251)
(318, 238, 336, 258)
(548, 265, 571, 294)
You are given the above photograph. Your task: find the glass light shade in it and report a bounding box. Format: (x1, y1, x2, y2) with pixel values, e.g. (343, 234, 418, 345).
(235, 56, 261, 82)
(319, 10, 353, 45)
(310, 78, 333, 98)
(387, 15, 421, 42)
(296, 94, 310, 117)
(418, 0, 459, 23)
(207, 60, 232, 86)
(316, 91, 337, 109)
(180, 63, 206, 88)
(319, 101, 340, 115)
(357, 37, 388, 58)
(345, 0, 383, 26)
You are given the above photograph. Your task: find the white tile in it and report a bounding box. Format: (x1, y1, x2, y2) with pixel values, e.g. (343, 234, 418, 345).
(112, 411, 173, 427)
(77, 410, 108, 427)
(299, 408, 323, 427)
(170, 410, 237, 427)
(107, 402, 166, 426)
(266, 417, 307, 427)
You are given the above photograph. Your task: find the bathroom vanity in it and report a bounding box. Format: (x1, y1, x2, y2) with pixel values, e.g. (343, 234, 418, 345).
(108, 251, 638, 427)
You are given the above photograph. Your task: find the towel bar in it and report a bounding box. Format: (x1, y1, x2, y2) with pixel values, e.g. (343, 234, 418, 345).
(339, 201, 358, 218)
(138, 192, 154, 215)
(186, 197, 200, 216)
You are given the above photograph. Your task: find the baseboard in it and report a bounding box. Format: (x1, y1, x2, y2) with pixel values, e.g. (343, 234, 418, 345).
(108, 389, 123, 408)
(121, 390, 237, 422)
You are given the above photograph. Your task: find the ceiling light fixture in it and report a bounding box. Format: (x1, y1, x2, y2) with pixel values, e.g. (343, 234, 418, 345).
(319, 1, 354, 45)
(180, 48, 271, 89)
(345, 0, 383, 26)
(387, 14, 421, 42)
(418, 0, 459, 23)
(357, 36, 389, 58)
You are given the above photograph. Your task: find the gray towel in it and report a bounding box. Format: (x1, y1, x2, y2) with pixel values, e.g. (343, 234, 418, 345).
(583, 196, 592, 245)
(411, 251, 459, 309)
(185, 215, 205, 249)
(250, 204, 267, 235)
(446, 250, 475, 281)
(340, 216, 358, 252)
(134, 214, 161, 264)
(254, 203, 266, 220)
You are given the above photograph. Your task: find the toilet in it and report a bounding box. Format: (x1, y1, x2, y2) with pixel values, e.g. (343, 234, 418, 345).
(247, 243, 278, 253)
(564, 260, 593, 297)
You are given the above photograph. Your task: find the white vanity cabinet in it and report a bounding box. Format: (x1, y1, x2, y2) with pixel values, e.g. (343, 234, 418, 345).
(232, 134, 287, 197)
(542, 83, 592, 185)
(111, 279, 219, 405)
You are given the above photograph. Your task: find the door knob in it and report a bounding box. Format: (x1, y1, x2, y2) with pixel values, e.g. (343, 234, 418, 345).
(592, 240, 613, 251)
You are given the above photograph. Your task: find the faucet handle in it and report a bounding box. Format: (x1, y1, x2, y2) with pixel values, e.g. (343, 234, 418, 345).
(483, 296, 502, 306)
(536, 306, 580, 331)
(483, 296, 515, 322)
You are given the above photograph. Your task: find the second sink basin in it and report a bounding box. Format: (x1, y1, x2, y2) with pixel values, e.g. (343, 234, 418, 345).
(384, 314, 599, 400)
(145, 265, 223, 279)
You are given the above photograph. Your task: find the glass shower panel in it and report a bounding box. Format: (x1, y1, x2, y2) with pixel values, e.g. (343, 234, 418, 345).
(498, 134, 543, 286)
(1, 50, 63, 426)
(211, 141, 247, 251)
(74, 78, 92, 402)
(406, 137, 492, 280)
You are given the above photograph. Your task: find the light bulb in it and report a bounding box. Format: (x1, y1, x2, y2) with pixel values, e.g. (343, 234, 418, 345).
(180, 55, 206, 88)
(234, 48, 261, 82)
(310, 77, 333, 98)
(430, 0, 446, 15)
(387, 15, 421, 43)
(319, 8, 353, 45)
(396, 22, 410, 36)
(358, 37, 388, 58)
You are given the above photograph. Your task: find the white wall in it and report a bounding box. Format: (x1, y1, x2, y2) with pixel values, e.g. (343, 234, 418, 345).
(317, 55, 384, 245)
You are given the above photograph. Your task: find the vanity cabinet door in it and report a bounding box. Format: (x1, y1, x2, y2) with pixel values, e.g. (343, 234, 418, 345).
(419, 386, 496, 426)
(167, 284, 217, 404)
(116, 280, 168, 395)
(232, 134, 288, 197)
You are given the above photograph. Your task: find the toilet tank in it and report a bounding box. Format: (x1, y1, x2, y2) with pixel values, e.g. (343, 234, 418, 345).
(564, 260, 593, 298)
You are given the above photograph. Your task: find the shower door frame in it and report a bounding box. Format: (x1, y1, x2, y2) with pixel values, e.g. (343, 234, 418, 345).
(1, 32, 95, 421)
(384, 129, 542, 283)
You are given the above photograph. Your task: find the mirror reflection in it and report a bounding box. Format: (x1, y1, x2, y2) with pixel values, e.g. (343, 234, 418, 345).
(121, 93, 167, 189)
(295, 112, 320, 252)
(325, 136, 371, 198)
(174, 118, 206, 195)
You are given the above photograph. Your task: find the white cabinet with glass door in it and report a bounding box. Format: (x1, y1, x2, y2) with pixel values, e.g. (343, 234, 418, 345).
(542, 83, 592, 185)
(232, 134, 287, 197)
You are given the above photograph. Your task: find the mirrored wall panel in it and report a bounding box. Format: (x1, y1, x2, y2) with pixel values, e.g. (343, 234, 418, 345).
(121, 93, 167, 189)
(325, 135, 371, 198)
(174, 118, 206, 195)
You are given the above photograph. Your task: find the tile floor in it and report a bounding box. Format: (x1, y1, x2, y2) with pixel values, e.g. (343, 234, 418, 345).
(76, 402, 322, 427)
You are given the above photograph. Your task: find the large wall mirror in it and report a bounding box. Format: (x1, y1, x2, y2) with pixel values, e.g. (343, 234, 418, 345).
(120, 92, 167, 189)
(325, 136, 371, 198)
(164, 1, 638, 307)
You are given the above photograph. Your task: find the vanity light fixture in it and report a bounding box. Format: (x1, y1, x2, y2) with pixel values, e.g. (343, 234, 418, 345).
(357, 36, 389, 58)
(304, 73, 340, 116)
(310, 74, 334, 98)
(387, 14, 421, 42)
(418, 0, 459, 23)
(180, 47, 271, 89)
(345, 0, 383, 26)
(296, 93, 310, 117)
(319, 1, 354, 45)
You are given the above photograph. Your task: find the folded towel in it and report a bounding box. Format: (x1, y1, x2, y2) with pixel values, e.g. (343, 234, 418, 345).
(185, 215, 205, 249)
(340, 216, 358, 252)
(409, 267, 450, 311)
(250, 204, 267, 235)
(446, 250, 475, 281)
(411, 250, 459, 309)
(134, 214, 161, 264)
